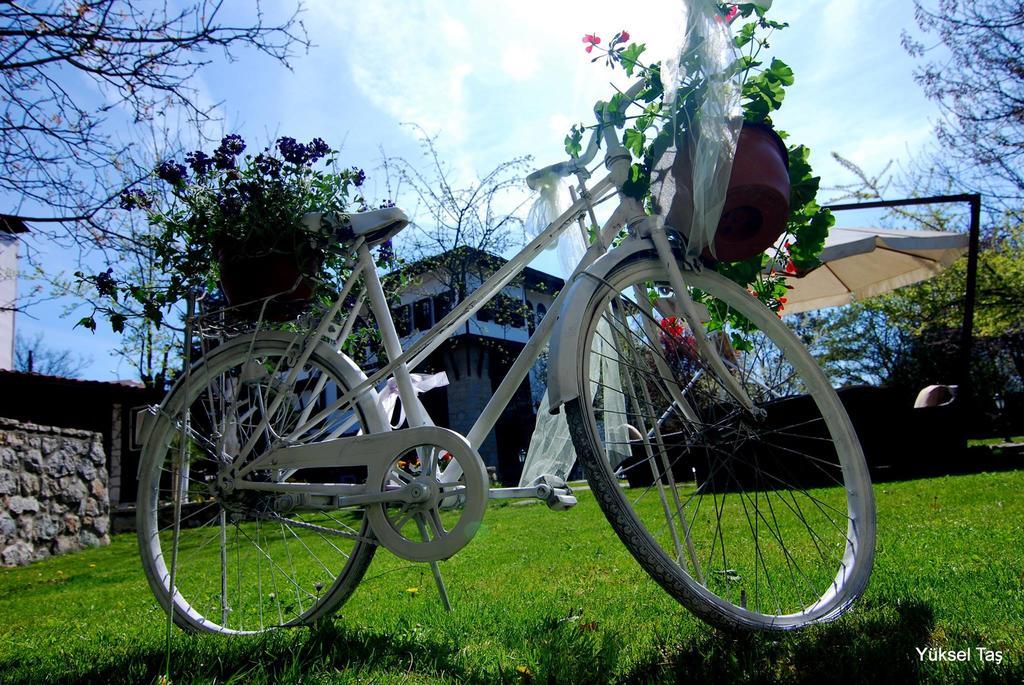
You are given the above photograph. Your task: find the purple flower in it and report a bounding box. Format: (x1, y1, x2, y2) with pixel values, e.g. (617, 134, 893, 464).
(185, 150, 214, 175)
(307, 137, 330, 163)
(218, 191, 242, 217)
(353, 167, 366, 187)
(277, 136, 309, 165)
(118, 189, 150, 211)
(378, 239, 395, 263)
(254, 153, 282, 178)
(237, 180, 263, 202)
(217, 134, 246, 157)
(156, 160, 187, 186)
(213, 151, 236, 170)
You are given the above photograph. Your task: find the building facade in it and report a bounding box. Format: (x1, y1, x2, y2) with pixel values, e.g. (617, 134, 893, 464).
(0, 217, 28, 370)
(373, 248, 563, 485)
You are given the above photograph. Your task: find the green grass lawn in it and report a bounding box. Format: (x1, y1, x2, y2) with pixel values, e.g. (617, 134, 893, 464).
(1, 471, 1022, 684)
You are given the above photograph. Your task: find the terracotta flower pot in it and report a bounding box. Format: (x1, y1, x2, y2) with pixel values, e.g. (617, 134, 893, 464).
(655, 122, 791, 262)
(218, 251, 321, 321)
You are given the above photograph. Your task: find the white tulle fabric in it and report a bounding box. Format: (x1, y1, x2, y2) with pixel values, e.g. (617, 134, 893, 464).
(657, 0, 744, 259)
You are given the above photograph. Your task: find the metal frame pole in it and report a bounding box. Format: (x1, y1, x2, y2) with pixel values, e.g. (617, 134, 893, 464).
(824, 193, 983, 445)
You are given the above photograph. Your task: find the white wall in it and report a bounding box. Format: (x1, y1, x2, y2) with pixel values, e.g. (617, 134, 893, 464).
(0, 234, 18, 370)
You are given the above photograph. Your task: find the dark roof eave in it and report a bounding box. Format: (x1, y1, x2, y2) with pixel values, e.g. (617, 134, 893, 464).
(0, 215, 29, 235)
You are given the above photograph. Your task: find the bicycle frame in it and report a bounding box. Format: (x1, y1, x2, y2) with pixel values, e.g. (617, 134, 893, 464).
(225, 171, 631, 499)
(220, 79, 757, 504)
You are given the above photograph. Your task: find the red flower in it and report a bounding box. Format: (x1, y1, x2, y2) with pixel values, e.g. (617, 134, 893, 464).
(619, 29, 630, 42)
(660, 316, 684, 338)
(779, 297, 788, 304)
(583, 33, 601, 53)
(784, 260, 798, 275)
(724, 5, 740, 23)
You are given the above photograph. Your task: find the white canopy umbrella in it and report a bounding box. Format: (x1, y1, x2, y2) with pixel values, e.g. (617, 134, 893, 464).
(781, 226, 969, 314)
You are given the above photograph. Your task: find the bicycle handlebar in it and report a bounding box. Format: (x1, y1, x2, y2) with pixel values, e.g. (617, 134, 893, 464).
(526, 79, 648, 191)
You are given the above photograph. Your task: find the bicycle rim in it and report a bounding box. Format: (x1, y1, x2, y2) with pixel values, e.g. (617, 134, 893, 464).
(137, 333, 385, 634)
(566, 256, 875, 630)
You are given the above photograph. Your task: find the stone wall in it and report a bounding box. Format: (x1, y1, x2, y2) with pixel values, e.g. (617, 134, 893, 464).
(0, 418, 110, 566)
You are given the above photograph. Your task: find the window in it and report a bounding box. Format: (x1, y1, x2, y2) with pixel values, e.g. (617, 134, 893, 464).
(413, 298, 432, 331)
(433, 290, 454, 319)
(479, 293, 525, 328)
(391, 303, 411, 337)
(536, 303, 547, 320)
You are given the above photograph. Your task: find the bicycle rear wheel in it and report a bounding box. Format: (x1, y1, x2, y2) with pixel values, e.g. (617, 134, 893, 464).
(564, 255, 875, 631)
(137, 332, 386, 634)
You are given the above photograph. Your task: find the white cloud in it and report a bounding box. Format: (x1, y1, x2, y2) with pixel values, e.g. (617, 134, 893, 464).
(501, 47, 539, 82)
(308, 1, 476, 147)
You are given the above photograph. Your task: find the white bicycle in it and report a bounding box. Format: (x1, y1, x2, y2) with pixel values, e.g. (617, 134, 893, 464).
(136, 53, 875, 636)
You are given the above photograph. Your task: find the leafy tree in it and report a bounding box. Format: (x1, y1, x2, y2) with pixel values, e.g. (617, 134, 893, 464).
(902, 0, 1024, 210)
(800, 223, 1024, 400)
(0, 0, 308, 239)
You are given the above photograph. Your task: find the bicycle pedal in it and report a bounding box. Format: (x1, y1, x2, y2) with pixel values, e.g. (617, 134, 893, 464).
(547, 491, 577, 511)
(529, 475, 577, 511)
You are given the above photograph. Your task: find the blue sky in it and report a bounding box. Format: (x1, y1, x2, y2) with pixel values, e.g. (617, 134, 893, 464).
(18, 0, 943, 381)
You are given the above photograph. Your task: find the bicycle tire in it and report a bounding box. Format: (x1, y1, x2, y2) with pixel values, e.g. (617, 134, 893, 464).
(564, 253, 875, 631)
(137, 332, 386, 634)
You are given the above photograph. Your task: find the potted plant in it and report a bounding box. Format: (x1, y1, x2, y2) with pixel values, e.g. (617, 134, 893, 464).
(571, 1, 833, 321)
(81, 135, 369, 327)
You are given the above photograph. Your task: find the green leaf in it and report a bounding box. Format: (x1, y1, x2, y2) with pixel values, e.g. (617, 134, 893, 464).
(564, 124, 584, 158)
(768, 58, 794, 86)
(604, 93, 627, 128)
(109, 313, 126, 334)
(76, 316, 96, 332)
(733, 22, 756, 48)
(624, 129, 646, 158)
(620, 42, 647, 77)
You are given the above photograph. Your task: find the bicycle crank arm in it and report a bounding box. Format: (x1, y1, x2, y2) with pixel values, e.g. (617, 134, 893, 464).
(488, 475, 577, 510)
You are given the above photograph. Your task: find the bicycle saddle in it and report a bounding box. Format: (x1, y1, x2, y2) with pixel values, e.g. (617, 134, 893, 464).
(302, 207, 409, 247)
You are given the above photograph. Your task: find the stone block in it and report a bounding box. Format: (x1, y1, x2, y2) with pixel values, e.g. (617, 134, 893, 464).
(63, 514, 80, 535)
(79, 530, 101, 548)
(17, 515, 37, 539)
(0, 513, 15, 540)
(8, 495, 40, 515)
(54, 535, 79, 555)
(19, 472, 40, 497)
(90, 479, 107, 500)
(57, 478, 86, 505)
(1, 541, 33, 566)
(89, 441, 106, 465)
(92, 516, 109, 536)
(37, 514, 60, 540)
(76, 459, 97, 482)
(22, 449, 42, 473)
(44, 451, 72, 478)
(0, 469, 14, 495)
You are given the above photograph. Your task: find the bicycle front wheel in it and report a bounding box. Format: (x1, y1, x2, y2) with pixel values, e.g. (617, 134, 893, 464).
(137, 332, 386, 634)
(564, 255, 875, 631)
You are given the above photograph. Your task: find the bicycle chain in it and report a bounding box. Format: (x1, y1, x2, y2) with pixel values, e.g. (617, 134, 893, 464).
(268, 512, 378, 546)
